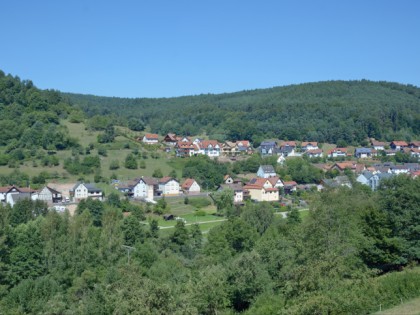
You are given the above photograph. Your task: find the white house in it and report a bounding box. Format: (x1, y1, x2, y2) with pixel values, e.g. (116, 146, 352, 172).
(327, 148, 347, 158)
(70, 183, 103, 202)
(197, 140, 221, 157)
(142, 133, 159, 144)
(181, 178, 201, 194)
(301, 142, 319, 151)
(257, 165, 276, 178)
(244, 178, 279, 202)
(38, 186, 63, 204)
(356, 171, 394, 191)
(0, 186, 37, 207)
(132, 177, 158, 200)
(158, 177, 180, 196)
(305, 149, 323, 158)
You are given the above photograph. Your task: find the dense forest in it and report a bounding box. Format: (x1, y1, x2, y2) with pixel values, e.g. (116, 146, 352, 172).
(1, 176, 420, 314)
(64, 80, 420, 146)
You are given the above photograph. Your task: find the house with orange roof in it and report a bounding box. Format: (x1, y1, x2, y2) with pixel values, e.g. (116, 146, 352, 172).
(142, 133, 159, 144)
(327, 147, 348, 158)
(181, 178, 201, 194)
(244, 177, 279, 202)
(331, 162, 365, 173)
(390, 141, 408, 150)
(197, 140, 221, 157)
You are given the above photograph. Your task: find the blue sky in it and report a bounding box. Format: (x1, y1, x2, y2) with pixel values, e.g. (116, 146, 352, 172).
(1, 0, 419, 98)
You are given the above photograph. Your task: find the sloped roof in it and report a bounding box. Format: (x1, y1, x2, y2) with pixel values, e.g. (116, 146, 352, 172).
(144, 133, 159, 140)
(182, 178, 198, 190)
(391, 141, 408, 146)
(302, 142, 318, 147)
(306, 149, 323, 155)
(159, 177, 178, 184)
(259, 165, 276, 173)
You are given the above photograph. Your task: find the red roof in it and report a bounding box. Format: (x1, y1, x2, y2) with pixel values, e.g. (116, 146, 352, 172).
(144, 133, 159, 140)
(391, 141, 408, 146)
(236, 140, 250, 147)
(267, 176, 281, 186)
(182, 178, 196, 189)
(199, 140, 220, 149)
(281, 141, 297, 147)
(327, 147, 348, 154)
(283, 181, 297, 186)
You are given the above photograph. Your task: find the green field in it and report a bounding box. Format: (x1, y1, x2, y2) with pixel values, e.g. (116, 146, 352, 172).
(373, 296, 420, 315)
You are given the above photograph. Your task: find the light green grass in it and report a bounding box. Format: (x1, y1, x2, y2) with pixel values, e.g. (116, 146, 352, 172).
(373, 296, 420, 315)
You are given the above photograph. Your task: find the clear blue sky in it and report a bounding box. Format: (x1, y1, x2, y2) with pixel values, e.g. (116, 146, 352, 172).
(1, 0, 419, 98)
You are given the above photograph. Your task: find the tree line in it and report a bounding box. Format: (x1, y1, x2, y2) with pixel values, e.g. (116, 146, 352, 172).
(0, 176, 419, 314)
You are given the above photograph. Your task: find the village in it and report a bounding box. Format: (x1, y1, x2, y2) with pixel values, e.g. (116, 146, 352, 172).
(1, 133, 419, 219)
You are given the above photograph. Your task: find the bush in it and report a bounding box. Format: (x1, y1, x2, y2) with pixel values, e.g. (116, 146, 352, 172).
(195, 210, 207, 216)
(189, 198, 211, 209)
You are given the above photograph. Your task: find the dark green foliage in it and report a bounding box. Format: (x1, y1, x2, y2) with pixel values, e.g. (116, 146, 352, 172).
(0, 74, 77, 151)
(188, 197, 211, 208)
(64, 80, 420, 145)
(64, 155, 101, 175)
(152, 168, 163, 178)
(124, 153, 137, 169)
(77, 198, 105, 227)
(182, 155, 228, 189)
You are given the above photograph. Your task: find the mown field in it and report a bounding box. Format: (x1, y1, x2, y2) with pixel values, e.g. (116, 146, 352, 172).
(373, 296, 420, 315)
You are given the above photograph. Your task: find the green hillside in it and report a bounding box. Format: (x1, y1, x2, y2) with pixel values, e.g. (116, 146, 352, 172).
(64, 80, 420, 145)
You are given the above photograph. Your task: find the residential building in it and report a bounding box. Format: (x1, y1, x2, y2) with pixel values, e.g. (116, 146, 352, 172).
(158, 177, 180, 196)
(132, 177, 158, 200)
(257, 165, 277, 178)
(327, 147, 348, 158)
(217, 183, 244, 204)
(355, 148, 375, 158)
(0, 186, 37, 207)
(142, 133, 159, 144)
(390, 141, 408, 150)
(260, 141, 278, 156)
(301, 142, 319, 151)
(70, 183, 103, 202)
(181, 178, 201, 194)
(370, 139, 387, 151)
(38, 186, 63, 204)
(244, 178, 279, 202)
(305, 149, 323, 158)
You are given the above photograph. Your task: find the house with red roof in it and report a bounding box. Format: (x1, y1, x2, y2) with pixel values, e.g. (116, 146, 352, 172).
(327, 147, 348, 158)
(142, 133, 159, 144)
(0, 185, 37, 207)
(181, 178, 201, 194)
(390, 141, 408, 150)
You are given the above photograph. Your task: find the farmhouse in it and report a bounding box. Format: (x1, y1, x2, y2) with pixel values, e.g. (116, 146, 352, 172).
(142, 133, 159, 144)
(132, 177, 158, 201)
(158, 177, 180, 196)
(38, 186, 63, 204)
(70, 183, 103, 202)
(181, 178, 201, 194)
(257, 165, 277, 178)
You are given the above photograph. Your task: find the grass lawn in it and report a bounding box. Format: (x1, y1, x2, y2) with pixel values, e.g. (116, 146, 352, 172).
(373, 296, 420, 315)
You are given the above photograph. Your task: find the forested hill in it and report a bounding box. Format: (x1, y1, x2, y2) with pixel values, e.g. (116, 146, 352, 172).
(64, 80, 420, 145)
(0, 71, 80, 151)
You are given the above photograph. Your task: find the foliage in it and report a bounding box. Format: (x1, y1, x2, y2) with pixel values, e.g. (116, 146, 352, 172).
(64, 80, 420, 145)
